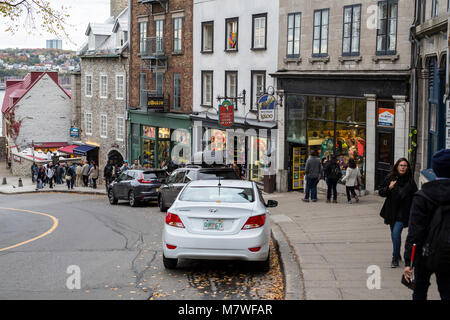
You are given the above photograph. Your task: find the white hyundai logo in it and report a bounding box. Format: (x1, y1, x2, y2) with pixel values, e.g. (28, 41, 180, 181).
(209, 209, 217, 213)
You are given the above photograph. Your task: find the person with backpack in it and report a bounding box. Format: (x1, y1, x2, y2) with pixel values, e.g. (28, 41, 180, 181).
(341, 158, 361, 204)
(324, 155, 342, 203)
(403, 149, 450, 300)
(379, 158, 418, 268)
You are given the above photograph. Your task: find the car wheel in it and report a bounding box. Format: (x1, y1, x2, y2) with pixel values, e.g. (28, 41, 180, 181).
(108, 189, 118, 205)
(129, 190, 138, 207)
(255, 250, 270, 273)
(159, 194, 167, 212)
(163, 254, 178, 269)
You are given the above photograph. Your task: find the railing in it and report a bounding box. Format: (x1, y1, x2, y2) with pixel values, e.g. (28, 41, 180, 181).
(140, 37, 166, 58)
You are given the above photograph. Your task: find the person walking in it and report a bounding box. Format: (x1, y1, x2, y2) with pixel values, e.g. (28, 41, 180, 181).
(342, 158, 361, 204)
(89, 162, 99, 189)
(46, 164, 55, 189)
(324, 156, 342, 203)
(104, 160, 114, 192)
(302, 150, 322, 203)
(75, 163, 83, 187)
(120, 161, 129, 174)
(379, 158, 418, 268)
(65, 163, 74, 190)
(131, 159, 142, 170)
(81, 161, 90, 187)
(31, 163, 38, 183)
(36, 166, 45, 190)
(403, 149, 450, 300)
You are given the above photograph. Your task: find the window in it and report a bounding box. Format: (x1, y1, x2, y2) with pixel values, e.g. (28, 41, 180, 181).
(432, 0, 439, 17)
(342, 5, 361, 56)
(376, 0, 398, 55)
(85, 113, 92, 135)
(173, 73, 181, 110)
(140, 73, 147, 107)
(225, 71, 238, 109)
(422, 0, 427, 22)
(201, 71, 213, 106)
(313, 9, 329, 57)
(154, 72, 164, 96)
(139, 22, 147, 54)
(225, 17, 238, 51)
(287, 13, 301, 58)
(99, 75, 107, 98)
(116, 116, 124, 141)
(251, 71, 266, 110)
(116, 75, 124, 100)
(100, 114, 107, 138)
(173, 17, 183, 53)
(85, 75, 92, 97)
(252, 13, 267, 50)
(202, 21, 214, 53)
(155, 20, 164, 53)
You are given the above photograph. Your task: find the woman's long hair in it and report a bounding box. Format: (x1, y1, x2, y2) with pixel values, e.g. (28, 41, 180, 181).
(388, 157, 412, 180)
(348, 158, 356, 169)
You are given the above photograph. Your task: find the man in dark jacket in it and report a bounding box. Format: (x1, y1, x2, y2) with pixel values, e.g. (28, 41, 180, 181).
(303, 150, 322, 202)
(104, 160, 114, 192)
(403, 149, 450, 300)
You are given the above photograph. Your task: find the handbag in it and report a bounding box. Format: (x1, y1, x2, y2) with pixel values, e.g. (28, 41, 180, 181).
(65, 175, 72, 181)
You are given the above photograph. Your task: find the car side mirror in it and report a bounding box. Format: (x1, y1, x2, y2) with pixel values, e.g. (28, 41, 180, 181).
(266, 200, 278, 208)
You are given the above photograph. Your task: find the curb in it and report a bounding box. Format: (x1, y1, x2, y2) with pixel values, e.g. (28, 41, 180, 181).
(0, 189, 107, 196)
(271, 222, 305, 300)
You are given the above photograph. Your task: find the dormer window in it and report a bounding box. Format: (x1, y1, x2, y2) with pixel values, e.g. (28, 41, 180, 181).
(88, 34, 95, 51)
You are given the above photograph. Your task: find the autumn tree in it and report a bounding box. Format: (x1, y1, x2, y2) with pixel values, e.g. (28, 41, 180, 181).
(0, 0, 71, 40)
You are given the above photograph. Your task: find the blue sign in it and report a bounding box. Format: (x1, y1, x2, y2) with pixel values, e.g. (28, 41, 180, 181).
(70, 127, 80, 138)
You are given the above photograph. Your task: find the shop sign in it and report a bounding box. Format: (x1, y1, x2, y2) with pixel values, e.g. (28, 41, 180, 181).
(70, 127, 80, 138)
(147, 97, 165, 111)
(378, 108, 395, 127)
(258, 94, 276, 122)
(219, 100, 234, 128)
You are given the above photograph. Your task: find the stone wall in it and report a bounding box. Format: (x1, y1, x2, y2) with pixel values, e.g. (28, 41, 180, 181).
(0, 137, 6, 161)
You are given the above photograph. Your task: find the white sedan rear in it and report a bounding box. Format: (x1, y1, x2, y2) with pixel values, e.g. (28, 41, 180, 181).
(162, 180, 278, 271)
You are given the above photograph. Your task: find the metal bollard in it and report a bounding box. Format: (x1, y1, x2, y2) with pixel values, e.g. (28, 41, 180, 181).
(18, 178, 23, 187)
(2, 177, 6, 185)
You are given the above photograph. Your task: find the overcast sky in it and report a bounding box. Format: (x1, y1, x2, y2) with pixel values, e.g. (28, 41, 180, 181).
(0, 0, 111, 51)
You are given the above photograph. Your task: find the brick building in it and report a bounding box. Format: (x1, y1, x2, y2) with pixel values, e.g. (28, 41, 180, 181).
(128, 0, 193, 168)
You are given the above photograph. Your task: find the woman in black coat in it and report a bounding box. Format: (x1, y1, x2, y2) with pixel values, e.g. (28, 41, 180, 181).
(379, 158, 418, 268)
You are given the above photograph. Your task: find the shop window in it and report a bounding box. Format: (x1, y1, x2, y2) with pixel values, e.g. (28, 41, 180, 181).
(143, 126, 156, 138)
(336, 98, 366, 123)
(286, 95, 307, 144)
(307, 96, 334, 121)
(142, 139, 155, 168)
(158, 128, 170, 139)
(307, 120, 334, 158)
(250, 136, 267, 183)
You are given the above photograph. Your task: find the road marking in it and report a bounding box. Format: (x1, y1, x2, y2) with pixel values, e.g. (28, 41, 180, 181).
(0, 207, 59, 252)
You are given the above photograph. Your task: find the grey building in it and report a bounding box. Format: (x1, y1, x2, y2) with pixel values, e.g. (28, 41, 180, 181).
(46, 39, 63, 50)
(273, 0, 414, 193)
(72, 1, 129, 180)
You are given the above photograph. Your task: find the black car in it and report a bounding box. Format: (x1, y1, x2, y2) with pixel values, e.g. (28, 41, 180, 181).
(108, 169, 168, 207)
(157, 166, 241, 212)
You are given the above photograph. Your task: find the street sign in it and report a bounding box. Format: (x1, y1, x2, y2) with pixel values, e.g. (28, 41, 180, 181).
(258, 94, 276, 122)
(218, 100, 234, 128)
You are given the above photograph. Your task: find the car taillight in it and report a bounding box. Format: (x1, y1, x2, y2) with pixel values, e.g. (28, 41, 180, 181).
(138, 179, 154, 184)
(165, 212, 185, 228)
(242, 214, 266, 230)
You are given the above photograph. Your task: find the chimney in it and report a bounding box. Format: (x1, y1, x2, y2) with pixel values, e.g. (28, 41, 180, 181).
(110, 0, 127, 18)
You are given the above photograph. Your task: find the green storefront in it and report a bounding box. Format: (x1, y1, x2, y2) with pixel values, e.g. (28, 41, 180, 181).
(129, 110, 192, 169)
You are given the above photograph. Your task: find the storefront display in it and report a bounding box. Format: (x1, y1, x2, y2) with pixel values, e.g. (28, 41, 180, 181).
(250, 136, 267, 183)
(292, 146, 306, 190)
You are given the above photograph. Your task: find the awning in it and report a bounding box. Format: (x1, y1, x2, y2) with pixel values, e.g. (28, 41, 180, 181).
(58, 144, 79, 154)
(73, 144, 97, 156)
(34, 142, 67, 149)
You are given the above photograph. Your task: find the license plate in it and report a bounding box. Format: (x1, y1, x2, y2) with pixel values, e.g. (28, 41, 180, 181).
(203, 219, 224, 231)
(156, 188, 159, 192)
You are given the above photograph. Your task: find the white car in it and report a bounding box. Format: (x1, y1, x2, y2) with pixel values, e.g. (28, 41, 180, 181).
(162, 179, 278, 272)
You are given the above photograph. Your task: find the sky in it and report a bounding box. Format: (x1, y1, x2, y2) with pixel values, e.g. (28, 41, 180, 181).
(0, 0, 111, 51)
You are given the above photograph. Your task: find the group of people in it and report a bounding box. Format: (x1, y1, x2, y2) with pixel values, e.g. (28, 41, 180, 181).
(32, 160, 100, 190)
(302, 150, 362, 204)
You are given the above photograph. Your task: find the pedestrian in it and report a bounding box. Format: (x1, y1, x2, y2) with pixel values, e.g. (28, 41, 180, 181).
(75, 163, 83, 187)
(341, 158, 361, 204)
(69, 163, 76, 189)
(120, 160, 129, 174)
(89, 162, 99, 189)
(131, 159, 142, 170)
(65, 163, 74, 190)
(46, 164, 55, 189)
(31, 162, 38, 183)
(54, 163, 60, 184)
(82, 161, 90, 187)
(302, 150, 322, 203)
(104, 160, 114, 192)
(403, 149, 450, 300)
(36, 166, 44, 190)
(324, 155, 342, 203)
(379, 158, 418, 268)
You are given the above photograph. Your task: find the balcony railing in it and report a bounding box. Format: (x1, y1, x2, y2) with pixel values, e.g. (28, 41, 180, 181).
(140, 37, 166, 59)
(140, 0, 168, 12)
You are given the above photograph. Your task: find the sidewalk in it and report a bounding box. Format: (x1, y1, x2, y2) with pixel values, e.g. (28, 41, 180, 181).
(267, 190, 440, 300)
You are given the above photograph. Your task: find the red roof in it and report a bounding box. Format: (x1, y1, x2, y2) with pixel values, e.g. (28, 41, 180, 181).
(1, 71, 71, 115)
(58, 144, 78, 154)
(34, 142, 67, 149)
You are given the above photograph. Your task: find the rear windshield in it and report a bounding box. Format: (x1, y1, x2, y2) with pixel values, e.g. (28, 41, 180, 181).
(179, 186, 254, 203)
(198, 170, 239, 180)
(143, 171, 167, 179)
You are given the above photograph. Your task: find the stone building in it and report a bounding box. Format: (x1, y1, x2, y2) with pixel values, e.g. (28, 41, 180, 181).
(128, 0, 193, 168)
(411, 0, 449, 184)
(273, 0, 414, 193)
(72, 1, 129, 179)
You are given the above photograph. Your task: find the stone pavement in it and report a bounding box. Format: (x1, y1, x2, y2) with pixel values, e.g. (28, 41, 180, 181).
(267, 190, 441, 300)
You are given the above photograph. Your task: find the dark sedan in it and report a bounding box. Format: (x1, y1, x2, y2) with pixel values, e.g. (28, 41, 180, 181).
(108, 169, 168, 207)
(157, 166, 241, 212)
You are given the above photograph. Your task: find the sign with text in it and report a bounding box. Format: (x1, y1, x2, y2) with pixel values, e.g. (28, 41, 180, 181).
(378, 108, 395, 127)
(218, 100, 234, 128)
(147, 96, 165, 111)
(70, 127, 80, 138)
(258, 94, 276, 122)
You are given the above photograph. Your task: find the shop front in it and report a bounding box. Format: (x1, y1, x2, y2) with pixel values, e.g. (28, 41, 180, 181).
(129, 110, 192, 169)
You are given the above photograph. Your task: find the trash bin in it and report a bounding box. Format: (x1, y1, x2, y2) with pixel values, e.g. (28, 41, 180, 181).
(264, 175, 275, 194)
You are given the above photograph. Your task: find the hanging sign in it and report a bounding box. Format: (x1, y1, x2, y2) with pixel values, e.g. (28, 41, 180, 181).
(219, 100, 234, 128)
(70, 127, 80, 138)
(258, 94, 276, 122)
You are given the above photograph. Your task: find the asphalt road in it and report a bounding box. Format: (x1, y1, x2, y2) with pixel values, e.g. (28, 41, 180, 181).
(0, 193, 282, 300)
